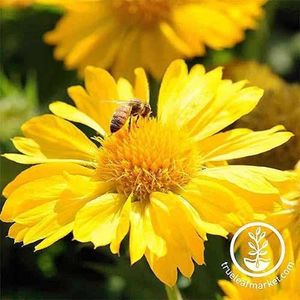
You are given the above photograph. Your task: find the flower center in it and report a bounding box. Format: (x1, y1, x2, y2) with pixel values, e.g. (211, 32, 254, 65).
(111, 0, 177, 25)
(96, 118, 199, 201)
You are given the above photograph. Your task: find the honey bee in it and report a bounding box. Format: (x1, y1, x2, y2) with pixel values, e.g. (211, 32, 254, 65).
(109, 99, 152, 133)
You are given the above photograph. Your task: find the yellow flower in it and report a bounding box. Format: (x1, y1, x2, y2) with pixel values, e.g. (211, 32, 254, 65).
(1, 60, 293, 286)
(0, 0, 63, 8)
(223, 60, 285, 91)
(0, 0, 33, 7)
(224, 60, 300, 170)
(44, 0, 266, 80)
(271, 161, 300, 255)
(219, 230, 300, 300)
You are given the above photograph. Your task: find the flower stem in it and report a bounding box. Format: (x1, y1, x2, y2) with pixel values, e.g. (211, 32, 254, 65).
(165, 285, 183, 300)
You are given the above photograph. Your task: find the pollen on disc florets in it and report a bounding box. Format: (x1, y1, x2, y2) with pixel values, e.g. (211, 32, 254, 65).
(96, 118, 199, 201)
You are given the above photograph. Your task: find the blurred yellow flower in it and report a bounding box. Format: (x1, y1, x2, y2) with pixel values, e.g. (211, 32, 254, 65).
(219, 230, 300, 300)
(0, 0, 33, 7)
(1, 60, 293, 286)
(224, 60, 285, 91)
(0, 0, 66, 8)
(44, 0, 266, 79)
(224, 60, 300, 170)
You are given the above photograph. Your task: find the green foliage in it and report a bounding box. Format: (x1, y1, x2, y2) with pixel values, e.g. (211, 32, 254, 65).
(0, 72, 38, 142)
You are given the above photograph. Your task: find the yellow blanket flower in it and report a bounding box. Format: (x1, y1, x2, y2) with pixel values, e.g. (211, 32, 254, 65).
(44, 0, 266, 79)
(219, 230, 300, 300)
(287, 162, 300, 254)
(0, 0, 33, 7)
(224, 60, 300, 169)
(1, 60, 293, 286)
(271, 161, 300, 255)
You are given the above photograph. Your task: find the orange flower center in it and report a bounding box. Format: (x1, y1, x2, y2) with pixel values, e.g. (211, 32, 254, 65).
(111, 0, 177, 25)
(96, 118, 199, 201)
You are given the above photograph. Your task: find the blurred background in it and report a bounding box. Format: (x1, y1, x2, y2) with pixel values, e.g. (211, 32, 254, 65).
(0, 0, 299, 299)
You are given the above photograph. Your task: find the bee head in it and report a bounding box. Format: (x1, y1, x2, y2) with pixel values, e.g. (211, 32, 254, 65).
(141, 103, 152, 117)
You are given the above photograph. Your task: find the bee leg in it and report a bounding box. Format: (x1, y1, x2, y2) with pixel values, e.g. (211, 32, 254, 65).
(135, 115, 140, 128)
(128, 116, 132, 131)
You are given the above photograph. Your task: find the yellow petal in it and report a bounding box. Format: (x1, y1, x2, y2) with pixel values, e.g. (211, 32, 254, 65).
(151, 192, 227, 239)
(143, 203, 166, 258)
(22, 214, 60, 245)
(67, 85, 104, 129)
(181, 176, 253, 232)
(55, 174, 112, 224)
(110, 195, 131, 254)
(145, 191, 206, 285)
(44, 1, 110, 60)
(49, 101, 105, 135)
(218, 280, 241, 300)
(159, 21, 196, 57)
(3, 162, 94, 198)
(15, 114, 97, 162)
(115, 198, 167, 262)
(11, 137, 42, 156)
(145, 249, 178, 287)
(68, 66, 120, 134)
(277, 230, 298, 290)
(157, 59, 188, 120)
(2, 153, 95, 167)
(35, 222, 74, 251)
(188, 83, 263, 140)
(176, 253, 195, 279)
(73, 23, 125, 75)
(1, 163, 93, 222)
(158, 63, 224, 128)
(177, 67, 224, 130)
(129, 201, 147, 264)
(198, 125, 293, 162)
(64, 19, 121, 71)
(8, 223, 29, 243)
(117, 77, 134, 100)
(202, 166, 294, 194)
(73, 193, 127, 248)
(84, 66, 118, 101)
(173, 4, 243, 50)
(112, 28, 143, 81)
(150, 193, 205, 273)
(140, 25, 183, 80)
(3, 173, 108, 249)
(1, 163, 95, 249)
(1, 175, 67, 222)
(14, 202, 56, 225)
(133, 68, 149, 103)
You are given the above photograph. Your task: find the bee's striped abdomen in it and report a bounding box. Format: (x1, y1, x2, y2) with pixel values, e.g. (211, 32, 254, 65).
(110, 105, 131, 133)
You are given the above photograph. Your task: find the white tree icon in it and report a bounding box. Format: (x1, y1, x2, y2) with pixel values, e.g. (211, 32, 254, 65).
(243, 227, 271, 272)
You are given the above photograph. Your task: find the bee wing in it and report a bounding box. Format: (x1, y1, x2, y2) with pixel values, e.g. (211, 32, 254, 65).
(100, 100, 133, 105)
